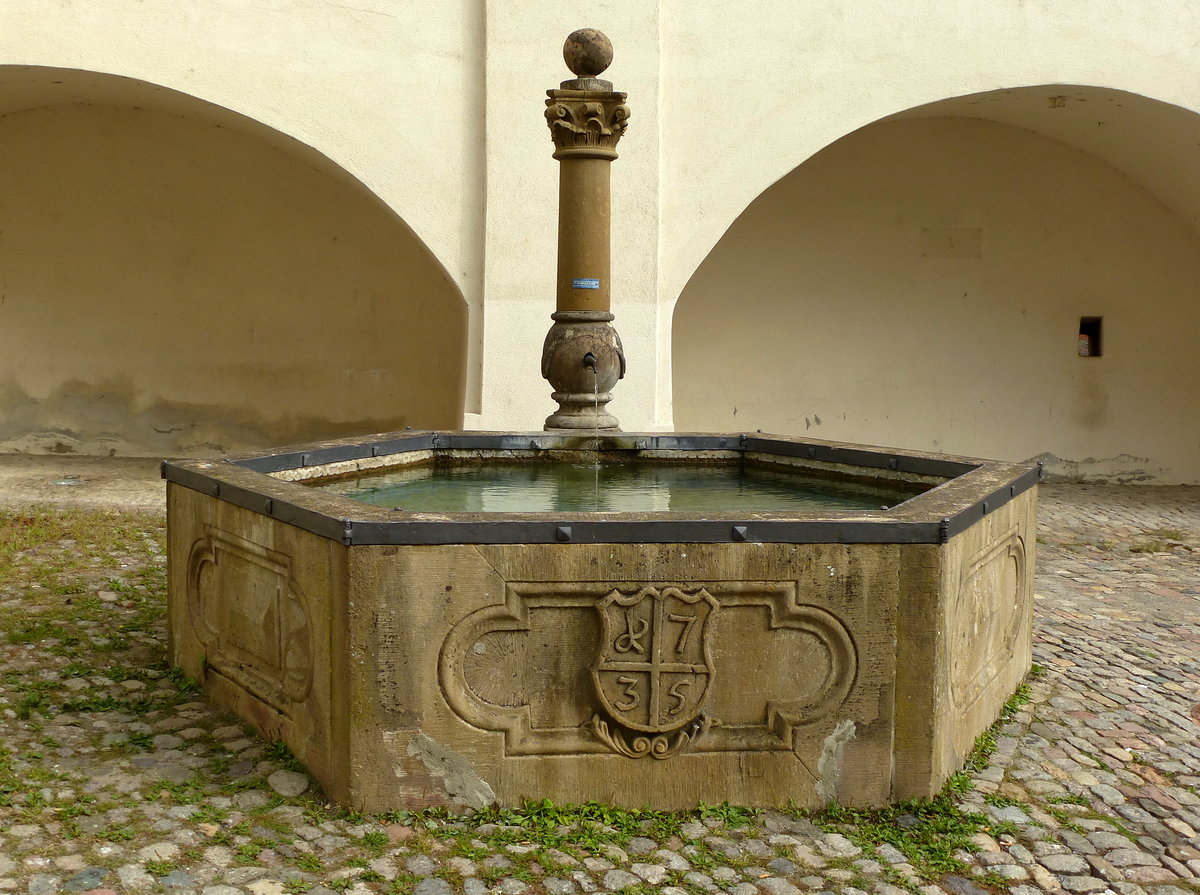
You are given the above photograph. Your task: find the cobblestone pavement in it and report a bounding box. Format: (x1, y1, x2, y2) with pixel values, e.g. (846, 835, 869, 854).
(0, 483, 1197, 895)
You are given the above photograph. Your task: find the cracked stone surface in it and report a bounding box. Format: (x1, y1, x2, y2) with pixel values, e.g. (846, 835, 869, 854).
(0, 483, 1198, 895)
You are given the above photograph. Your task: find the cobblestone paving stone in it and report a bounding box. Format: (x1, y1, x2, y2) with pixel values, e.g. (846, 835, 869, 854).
(0, 484, 1198, 895)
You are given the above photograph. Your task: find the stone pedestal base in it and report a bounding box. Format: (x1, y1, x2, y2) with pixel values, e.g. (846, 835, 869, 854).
(541, 310, 625, 430)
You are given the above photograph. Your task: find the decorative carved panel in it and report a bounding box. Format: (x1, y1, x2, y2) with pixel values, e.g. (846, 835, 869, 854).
(187, 528, 313, 713)
(949, 530, 1027, 712)
(438, 581, 857, 758)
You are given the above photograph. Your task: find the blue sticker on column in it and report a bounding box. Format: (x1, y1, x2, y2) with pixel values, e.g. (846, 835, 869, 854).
(572, 278, 601, 289)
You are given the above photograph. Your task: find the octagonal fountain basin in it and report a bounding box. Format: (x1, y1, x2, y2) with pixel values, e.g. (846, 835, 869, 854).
(163, 430, 1039, 811)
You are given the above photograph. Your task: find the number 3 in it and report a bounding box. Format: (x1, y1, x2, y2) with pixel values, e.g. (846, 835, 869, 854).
(614, 675, 641, 710)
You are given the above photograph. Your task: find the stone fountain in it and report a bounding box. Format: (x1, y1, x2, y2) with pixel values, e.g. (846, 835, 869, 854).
(164, 32, 1038, 811)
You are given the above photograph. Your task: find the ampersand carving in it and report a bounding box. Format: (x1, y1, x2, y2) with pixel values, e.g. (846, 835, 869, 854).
(613, 612, 649, 653)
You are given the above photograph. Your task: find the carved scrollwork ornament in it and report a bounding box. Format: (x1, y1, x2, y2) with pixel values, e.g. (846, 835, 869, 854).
(589, 713, 710, 760)
(545, 93, 630, 160)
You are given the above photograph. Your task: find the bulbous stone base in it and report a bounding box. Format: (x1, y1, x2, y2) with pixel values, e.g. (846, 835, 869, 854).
(541, 310, 626, 430)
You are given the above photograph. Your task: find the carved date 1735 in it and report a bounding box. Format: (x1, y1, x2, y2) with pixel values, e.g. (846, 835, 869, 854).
(590, 586, 717, 758)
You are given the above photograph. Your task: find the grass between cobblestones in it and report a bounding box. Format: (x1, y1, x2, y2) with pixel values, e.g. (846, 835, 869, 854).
(1, 501, 1199, 895)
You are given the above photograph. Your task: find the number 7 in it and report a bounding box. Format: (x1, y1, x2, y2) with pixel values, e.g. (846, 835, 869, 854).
(668, 612, 696, 652)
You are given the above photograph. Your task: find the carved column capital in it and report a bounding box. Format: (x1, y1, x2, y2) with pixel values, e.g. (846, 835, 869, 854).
(545, 89, 630, 161)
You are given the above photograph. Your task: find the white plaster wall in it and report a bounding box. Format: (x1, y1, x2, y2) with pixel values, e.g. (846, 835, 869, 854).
(3, 0, 1200, 457)
(659, 1, 1200, 310)
(0, 0, 486, 409)
(0, 101, 466, 456)
(0, 0, 483, 292)
(673, 117, 1200, 483)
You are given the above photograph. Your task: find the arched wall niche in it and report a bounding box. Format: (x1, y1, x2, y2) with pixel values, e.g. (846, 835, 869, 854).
(0, 66, 467, 457)
(672, 85, 1200, 484)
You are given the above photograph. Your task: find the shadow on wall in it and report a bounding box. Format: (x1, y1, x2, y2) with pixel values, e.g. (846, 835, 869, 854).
(672, 86, 1200, 484)
(0, 67, 467, 458)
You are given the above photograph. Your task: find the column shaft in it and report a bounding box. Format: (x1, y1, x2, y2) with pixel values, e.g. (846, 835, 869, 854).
(557, 158, 612, 313)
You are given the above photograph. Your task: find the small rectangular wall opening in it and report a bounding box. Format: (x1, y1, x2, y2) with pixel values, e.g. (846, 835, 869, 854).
(1078, 316, 1103, 357)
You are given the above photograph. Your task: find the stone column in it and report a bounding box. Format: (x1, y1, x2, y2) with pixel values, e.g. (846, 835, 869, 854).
(541, 29, 629, 430)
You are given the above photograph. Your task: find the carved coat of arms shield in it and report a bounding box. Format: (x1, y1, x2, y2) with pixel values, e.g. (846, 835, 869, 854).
(592, 586, 718, 732)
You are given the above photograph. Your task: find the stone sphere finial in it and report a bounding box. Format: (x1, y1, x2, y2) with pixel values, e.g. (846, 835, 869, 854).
(563, 28, 613, 78)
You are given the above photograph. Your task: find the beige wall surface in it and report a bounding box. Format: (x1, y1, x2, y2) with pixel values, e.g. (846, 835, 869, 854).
(673, 115, 1200, 483)
(0, 0, 483, 300)
(659, 2, 1200, 308)
(0, 92, 465, 456)
(0, 1, 484, 451)
(2, 1, 1200, 478)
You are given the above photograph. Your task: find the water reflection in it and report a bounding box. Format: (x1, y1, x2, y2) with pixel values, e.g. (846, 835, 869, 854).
(313, 461, 924, 514)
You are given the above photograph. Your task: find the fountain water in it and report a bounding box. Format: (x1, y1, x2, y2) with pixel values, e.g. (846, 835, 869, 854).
(163, 31, 1038, 811)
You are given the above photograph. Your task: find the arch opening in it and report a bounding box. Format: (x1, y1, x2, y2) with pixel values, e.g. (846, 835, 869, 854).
(0, 66, 467, 457)
(673, 85, 1200, 484)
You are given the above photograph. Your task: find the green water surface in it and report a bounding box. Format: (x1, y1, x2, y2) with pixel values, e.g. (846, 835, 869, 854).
(312, 460, 925, 514)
